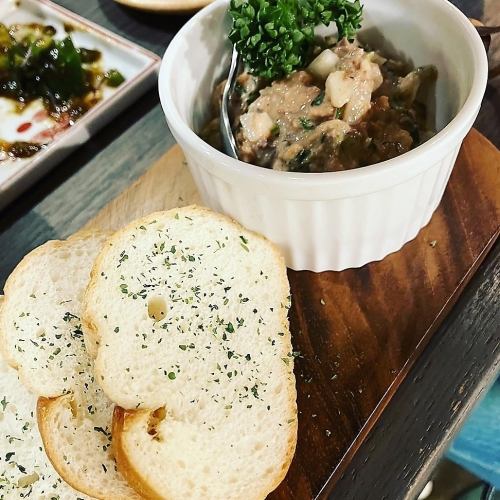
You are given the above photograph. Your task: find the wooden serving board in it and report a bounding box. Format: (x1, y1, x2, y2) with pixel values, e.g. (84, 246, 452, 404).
(81, 128, 499, 499)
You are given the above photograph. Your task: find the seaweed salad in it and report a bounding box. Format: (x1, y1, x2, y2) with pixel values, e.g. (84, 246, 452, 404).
(0, 22, 125, 159)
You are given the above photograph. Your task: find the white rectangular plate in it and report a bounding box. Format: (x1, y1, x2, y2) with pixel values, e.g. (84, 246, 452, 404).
(0, 0, 160, 210)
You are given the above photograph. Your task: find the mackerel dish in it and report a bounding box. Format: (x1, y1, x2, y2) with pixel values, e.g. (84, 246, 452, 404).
(202, 0, 437, 173)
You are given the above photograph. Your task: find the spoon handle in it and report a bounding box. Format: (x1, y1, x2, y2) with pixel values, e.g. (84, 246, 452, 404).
(470, 18, 500, 79)
(220, 48, 240, 159)
(475, 25, 500, 36)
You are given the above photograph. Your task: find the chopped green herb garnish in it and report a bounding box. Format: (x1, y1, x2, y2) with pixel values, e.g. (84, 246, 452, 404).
(312, 91, 325, 106)
(289, 148, 311, 172)
(229, 0, 363, 79)
(62, 312, 78, 322)
(299, 117, 315, 130)
(93, 426, 110, 437)
(234, 81, 245, 95)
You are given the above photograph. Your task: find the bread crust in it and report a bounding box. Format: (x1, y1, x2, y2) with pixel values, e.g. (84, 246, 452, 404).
(112, 407, 298, 500)
(37, 395, 102, 499)
(38, 395, 142, 500)
(113, 407, 165, 500)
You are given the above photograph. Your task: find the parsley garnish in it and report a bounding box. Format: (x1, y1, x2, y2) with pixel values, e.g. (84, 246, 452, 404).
(229, 0, 363, 79)
(299, 117, 315, 130)
(62, 312, 78, 322)
(311, 90, 325, 106)
(118, 251, 128, 264)
(93, 426, 110, 438)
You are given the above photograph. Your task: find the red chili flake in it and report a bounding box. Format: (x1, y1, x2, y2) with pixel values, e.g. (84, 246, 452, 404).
(17, 122, 32, 133)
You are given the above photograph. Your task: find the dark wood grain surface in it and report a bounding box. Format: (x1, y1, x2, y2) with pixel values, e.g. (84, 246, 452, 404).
(275, 130, 499, 499)
(0, 1, 499, 499)
(332, 248, 499, 500)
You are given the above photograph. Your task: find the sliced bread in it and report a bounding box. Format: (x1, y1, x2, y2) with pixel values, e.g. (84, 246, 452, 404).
(37, 388, 139, 500)
(0, 233, 141, 500)
(0, 333, 93, 499)
(0, 232, 108, 394)
(84, 206, 298, 500)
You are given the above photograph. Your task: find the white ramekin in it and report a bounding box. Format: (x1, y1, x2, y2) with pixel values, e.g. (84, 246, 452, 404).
(159, 0, 488, 271)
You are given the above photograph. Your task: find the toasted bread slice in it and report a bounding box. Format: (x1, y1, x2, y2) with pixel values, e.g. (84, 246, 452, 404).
(0, 233, 140, 499)
(37, 391, 139, 500)
(84, 206, 297, 499)
(0, 232, 108, 395)
(0, 348, 94, 498)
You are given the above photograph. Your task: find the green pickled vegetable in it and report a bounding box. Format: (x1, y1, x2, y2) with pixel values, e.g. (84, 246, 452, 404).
(105, 69, 125, 87)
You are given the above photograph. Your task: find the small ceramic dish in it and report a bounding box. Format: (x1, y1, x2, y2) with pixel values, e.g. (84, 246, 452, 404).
(0, 0, 160, 211)
(159, 0, 488, 272)
(114, 0, 211, 14)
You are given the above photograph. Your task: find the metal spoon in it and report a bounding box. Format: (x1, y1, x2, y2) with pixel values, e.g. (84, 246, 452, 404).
(220, 48, 241, 159)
